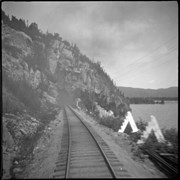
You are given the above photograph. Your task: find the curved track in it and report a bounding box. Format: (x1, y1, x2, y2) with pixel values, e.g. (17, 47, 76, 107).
(53, 106, 130, 178)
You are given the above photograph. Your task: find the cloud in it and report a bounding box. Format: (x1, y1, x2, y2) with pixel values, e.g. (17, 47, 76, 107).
(149, 79, 155, 84)
(158, 46, 169, 55)
(123, 20, 151, 33)
(2, 1, 178, 89)
(3, 2, 153, 61)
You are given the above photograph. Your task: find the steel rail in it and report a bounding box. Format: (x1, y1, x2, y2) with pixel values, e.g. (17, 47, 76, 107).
(68, 106, 117, 178)
(64, 107, 71, 178)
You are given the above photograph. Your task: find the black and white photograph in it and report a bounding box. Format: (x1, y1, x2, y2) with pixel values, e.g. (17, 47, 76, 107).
(2, 1, 178, 179)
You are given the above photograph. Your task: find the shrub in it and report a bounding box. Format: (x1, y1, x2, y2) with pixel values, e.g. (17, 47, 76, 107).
(63, 40, 70, 47)
(140, 131, 176, 154)
(129, 119, 178, 157)
(97, 116, 124, 132)
(136, 119, 148, 131)
(129, 131, 142, 143)
(162, 128, 178, 154)
(129, 119, 148, 142)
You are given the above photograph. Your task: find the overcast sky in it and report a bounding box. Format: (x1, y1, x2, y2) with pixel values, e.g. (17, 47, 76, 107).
(2, 1, 178, 89)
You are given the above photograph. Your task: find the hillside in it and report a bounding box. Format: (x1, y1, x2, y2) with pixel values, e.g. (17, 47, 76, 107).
(118, 86, 178, 98)
(2, 9, 129, 111)
(2, 10, 130, 178)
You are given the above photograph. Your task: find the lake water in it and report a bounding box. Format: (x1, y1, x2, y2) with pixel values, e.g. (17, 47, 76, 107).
(130, 101, 178, 130)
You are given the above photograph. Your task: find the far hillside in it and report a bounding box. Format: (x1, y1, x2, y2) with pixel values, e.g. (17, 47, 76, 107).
(118, 86, 178, 98)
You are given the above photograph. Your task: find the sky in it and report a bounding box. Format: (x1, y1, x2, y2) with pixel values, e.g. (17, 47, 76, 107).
(2, 1, 178, 89)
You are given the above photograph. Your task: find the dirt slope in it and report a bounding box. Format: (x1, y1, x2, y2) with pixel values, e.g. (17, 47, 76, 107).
(17, 111, 64, 179)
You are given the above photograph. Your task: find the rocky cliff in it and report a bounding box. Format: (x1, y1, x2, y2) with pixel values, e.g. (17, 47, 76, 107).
(2, 19, 130, 110)
(2, 10, 130, 178)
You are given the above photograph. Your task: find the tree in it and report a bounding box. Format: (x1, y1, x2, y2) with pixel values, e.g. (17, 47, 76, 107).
(18, 18, 26, 32)
(44, 31, 54, 48)
(109, 101, 116, 114)
(63, 40, 70, 47)
(1, 10, 11, 26)
(10, 15, 19, 30)
(28, 22, 40, 39)
(117, 103, 127, 117)
(54, 33, 62, 41)
(72, 44, 80, 58)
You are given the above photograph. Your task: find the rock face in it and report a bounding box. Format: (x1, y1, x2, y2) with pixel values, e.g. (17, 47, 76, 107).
(4, 114, 40, 144)
(2, 21, 129, 108)
(2, 12, 130, 178)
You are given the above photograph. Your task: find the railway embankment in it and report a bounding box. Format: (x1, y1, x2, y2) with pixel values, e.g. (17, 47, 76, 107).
(2, 107, 59, 179)
(75, 109, 167, 178)
(11, 110, 63, 179)
(13, 108, 167, 178)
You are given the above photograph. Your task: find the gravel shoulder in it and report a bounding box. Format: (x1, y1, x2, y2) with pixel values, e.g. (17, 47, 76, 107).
(19, 108, 166, 178)
(75, 109, 167, 178)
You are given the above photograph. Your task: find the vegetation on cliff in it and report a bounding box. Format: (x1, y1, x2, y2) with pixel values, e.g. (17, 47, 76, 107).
(2, 9, 129, 116)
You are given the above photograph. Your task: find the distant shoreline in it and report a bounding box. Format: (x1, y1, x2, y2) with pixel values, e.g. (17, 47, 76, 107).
(129, 99, 178, 105)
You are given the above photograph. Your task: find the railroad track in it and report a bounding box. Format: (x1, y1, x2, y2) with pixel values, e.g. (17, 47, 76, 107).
(143, 149, 178, 178)
(53, 106, 131, 178)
